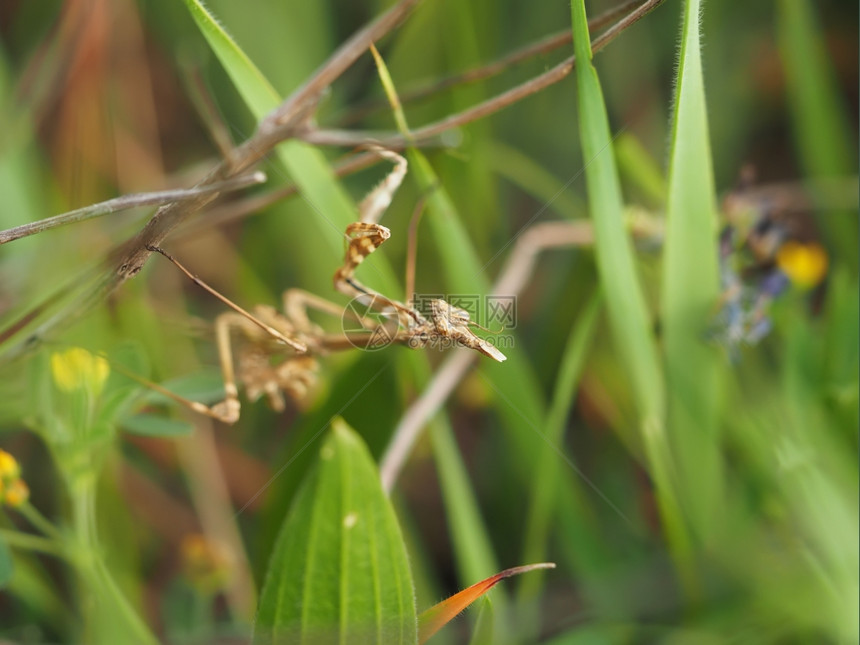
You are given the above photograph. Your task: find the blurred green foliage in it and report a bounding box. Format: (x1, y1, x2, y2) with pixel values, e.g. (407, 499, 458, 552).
(0, 0, 856, 643)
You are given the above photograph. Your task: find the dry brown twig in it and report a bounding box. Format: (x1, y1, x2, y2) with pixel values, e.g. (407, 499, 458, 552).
(300, 0, 665, 149)
(378, 213, 668, 491)
(100, 149, 507, 426)
(169, 0, 664, 240)
(1, 0, 664, 360)
(0, 172, 266, 245)
(0, 0, 423, 358)
(379, 221, 595, 492)
(334, 0, 648, 127)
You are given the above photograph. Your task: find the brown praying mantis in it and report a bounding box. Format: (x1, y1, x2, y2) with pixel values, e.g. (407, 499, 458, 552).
(145, 148, 505, 424)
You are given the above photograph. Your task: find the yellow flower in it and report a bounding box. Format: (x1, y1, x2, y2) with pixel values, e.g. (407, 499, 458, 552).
(4, 479, 29, 508)
(776, 241, 828, 289)
(180, 533, 233, 593)
(50, 348, 110, 395)
(0, 450, 21, 481)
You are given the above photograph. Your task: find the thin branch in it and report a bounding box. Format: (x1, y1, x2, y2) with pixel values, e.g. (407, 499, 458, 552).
(379, 209, 666, 490)
(0, 529, 66, 558)
(96, 0, 424, 285)
(171, 0, 663, 237)
(0, 172, 266, 245)
(0, 0, 424, 358)
(0, 150, 391, 353)
(264, 0, 424, 128)
(380, 221, 595, 492)
(178, 419, 258, 619)
(380, 349, 475, 493)
(1, 0, 663, 360)
(589, 0, 666, 51)
(301, 0, 665, 150)
(91, 0, 424, 292)
(171, 149, 393, 239)
(336, 0, 643, 127)
(491, 221, 595, 297)
(183, 64, 237, 161)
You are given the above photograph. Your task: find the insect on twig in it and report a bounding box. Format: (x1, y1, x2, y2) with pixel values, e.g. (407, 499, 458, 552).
(146, 147, 505, 424)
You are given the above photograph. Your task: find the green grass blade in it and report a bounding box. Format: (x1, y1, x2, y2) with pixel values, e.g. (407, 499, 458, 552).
(254, 419, 417, 644)
(660, 0, 724, 539)
(372, 51, 515, 621)
(405, 146, 554, 497)
(0, 537, 12, 588)
(394, 352, 503, 611)
(182, 0, 401, 294)
(515, 292, 601, 634)
(568, 0, 689, 577)
(483, 141, 585, 219)
(467, 597, 494, 645)
(776, 0, 858, 265)
(371, 41, 549, 454)
(430, 418, 500, 582)
(403, 148, 548, 645)
(568, 0, 663, 427)
(406, 143, 626, 639)
(429, 419, 509, 622)
(776, 0, 856, 179)
(780, 308, 859, 642)
(182, 0, 280, 112)
(372, 48, 509, 623)
(822, 268, 860, 432)
(613, 133, 667, 207)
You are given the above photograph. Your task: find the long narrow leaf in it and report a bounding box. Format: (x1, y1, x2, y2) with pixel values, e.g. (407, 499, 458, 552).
(417, 563, 554, 644)
(370, 50, 514, 639)
(568, 0, 663, 441)
(182, 0, 401, 295)
(392, 351, 506, 628)
(776, 0, 857, 266)
(467, 598, 494, 645)
(661, 0, 724, 539)
(516, 293, 601, 621)
(568, 0, 689, 574)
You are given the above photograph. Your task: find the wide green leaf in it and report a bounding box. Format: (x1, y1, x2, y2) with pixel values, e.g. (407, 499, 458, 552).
(254, 418, 417, 644)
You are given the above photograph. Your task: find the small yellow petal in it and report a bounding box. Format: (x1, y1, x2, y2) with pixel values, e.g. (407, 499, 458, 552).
(0, 450, 21, 481)
(180, 533, 233, 593)
(776, 241, 828, 289)
(4, 479, 29, 508)
(50, 348, 110, 395)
